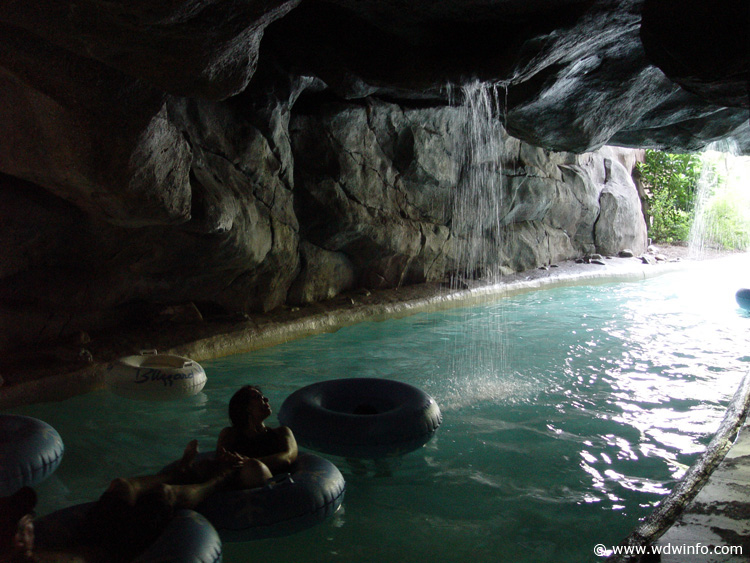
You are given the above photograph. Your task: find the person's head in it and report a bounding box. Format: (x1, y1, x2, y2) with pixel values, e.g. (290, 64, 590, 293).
(132, 487, 175, 545)
(85, 487, 174, 560)
(0, 487, 37, 560)
(228, 385, 272, 429)
(81, 490, 131, 547)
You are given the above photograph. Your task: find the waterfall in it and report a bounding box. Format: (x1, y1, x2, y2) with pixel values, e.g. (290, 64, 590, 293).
(448, 80, 507, 288)
(688, 139, 750, 258)
(442, 80, 516, 408)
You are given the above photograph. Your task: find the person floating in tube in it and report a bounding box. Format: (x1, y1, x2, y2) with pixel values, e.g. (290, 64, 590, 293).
(0, 385, 297, 562)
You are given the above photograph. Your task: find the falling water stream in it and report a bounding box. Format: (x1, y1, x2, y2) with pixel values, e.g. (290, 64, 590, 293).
(445, 80, 511, 403)
(448, 80, 507, 286)
(689, 139, 750, 257)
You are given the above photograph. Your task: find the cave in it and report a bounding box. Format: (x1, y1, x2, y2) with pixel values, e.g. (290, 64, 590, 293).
(0, 0, 749, 559)
(1, 0, 748, 363)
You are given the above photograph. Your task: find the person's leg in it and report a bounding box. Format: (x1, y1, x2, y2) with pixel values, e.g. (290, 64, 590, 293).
(234, 458, 273, 490)
(159, 462, 243, 509)
(160, 457, 273, 511)
(104, 440, 201, 505)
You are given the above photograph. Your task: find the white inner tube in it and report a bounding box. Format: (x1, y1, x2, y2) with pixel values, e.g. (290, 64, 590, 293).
(106, 351, 207, 401)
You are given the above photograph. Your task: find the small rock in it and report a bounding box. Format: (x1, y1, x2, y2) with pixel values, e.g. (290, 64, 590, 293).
(618, 249, 635, 258)
(588, 253, 603, 261)
(550, 264, 559, 268)
(539, 265, 549, 271)
(590, 259, 606, 266)
(640, 254, 657, 265)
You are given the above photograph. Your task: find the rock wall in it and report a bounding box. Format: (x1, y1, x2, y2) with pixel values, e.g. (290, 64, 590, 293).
(290, 95, 647, 294)
(0, 80, 646, 353)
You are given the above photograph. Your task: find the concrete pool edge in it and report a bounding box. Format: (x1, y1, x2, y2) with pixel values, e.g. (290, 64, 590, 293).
(606, 367, 750, 562)
(0, 256, 694, 410)
(166, 258, 689, 362)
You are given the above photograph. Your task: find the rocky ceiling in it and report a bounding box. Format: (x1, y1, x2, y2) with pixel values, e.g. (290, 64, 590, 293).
(0, 0, 747, 156)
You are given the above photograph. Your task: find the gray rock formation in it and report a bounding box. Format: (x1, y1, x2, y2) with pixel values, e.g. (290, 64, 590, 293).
(0, 0, 744, 352)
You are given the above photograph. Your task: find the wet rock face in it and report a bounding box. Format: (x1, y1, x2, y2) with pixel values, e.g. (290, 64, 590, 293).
(290, 97, 646, 289)
(0, 0, 301, 100)
(0, 0, 742, 352)
(263, 0, 750, 153)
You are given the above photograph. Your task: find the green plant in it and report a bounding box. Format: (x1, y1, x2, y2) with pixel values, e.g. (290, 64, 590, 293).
(702, 195, 750, 249)
(637, 150, 703, 243)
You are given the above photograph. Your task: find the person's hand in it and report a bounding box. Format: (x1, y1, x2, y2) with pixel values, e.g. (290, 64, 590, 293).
(217, 448, 250, 469)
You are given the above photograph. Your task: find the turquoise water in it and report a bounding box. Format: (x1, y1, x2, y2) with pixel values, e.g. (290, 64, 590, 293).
(9, 254, 750, 563)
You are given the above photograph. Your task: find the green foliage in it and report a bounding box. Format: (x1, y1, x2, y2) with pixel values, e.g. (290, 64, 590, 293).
(638, 149, 750, 250)
(693, 153, 750, 251)
(637, 150, 703, 243)
(702, 195, 750, 250)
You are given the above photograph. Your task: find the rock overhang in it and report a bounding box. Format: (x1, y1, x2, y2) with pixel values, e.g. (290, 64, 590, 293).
(0, 0, 746, 154)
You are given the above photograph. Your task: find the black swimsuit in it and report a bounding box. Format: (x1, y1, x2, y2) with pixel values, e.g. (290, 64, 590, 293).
(229, 428, 283, 459)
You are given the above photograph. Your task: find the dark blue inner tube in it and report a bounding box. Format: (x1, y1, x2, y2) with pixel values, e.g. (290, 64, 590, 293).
(35, 504, 222, 563)
(736, 288, 750, 310)
(0, 415, 64, 497)
(278, 378, 443, 459)
(161, 451, 345, 542)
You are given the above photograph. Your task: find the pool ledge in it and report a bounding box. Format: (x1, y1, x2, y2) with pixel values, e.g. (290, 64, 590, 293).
(0, 256, 701, 410)
(170, 258, 689, 362)
(607, 367, 750, 562)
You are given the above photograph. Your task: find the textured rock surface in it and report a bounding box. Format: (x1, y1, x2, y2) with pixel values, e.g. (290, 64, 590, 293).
(291, 97, 648, 285)
(0, 0, 745, 353)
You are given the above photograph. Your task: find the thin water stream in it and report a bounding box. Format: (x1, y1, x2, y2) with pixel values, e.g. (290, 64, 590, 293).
(689, 140, 750, 258)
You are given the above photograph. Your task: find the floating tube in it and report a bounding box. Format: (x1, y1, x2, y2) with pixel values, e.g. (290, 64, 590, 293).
(35, 504, 222, 563)
(201, 452, 344, 541)
(163, 452, 345, 542)
(0, 415, 64, 497)
(278, 378, 443, 459)
(736, 288, 750, 311)
(106, 350, 207, 401)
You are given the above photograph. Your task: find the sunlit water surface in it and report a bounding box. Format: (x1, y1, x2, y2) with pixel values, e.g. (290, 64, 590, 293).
(10, 253, 750, 563)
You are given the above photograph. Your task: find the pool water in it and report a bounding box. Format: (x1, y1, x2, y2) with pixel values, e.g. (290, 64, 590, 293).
(9, 254, 750, 563)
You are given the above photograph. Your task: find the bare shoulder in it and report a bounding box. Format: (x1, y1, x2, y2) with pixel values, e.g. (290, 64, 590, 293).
(270, 425, 293, 440)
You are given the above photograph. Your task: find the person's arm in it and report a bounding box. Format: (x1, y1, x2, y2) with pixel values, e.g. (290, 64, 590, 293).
(216, 426, 252, 470)
(255, 427, 298, 474)
(215, 426, 235, 457)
